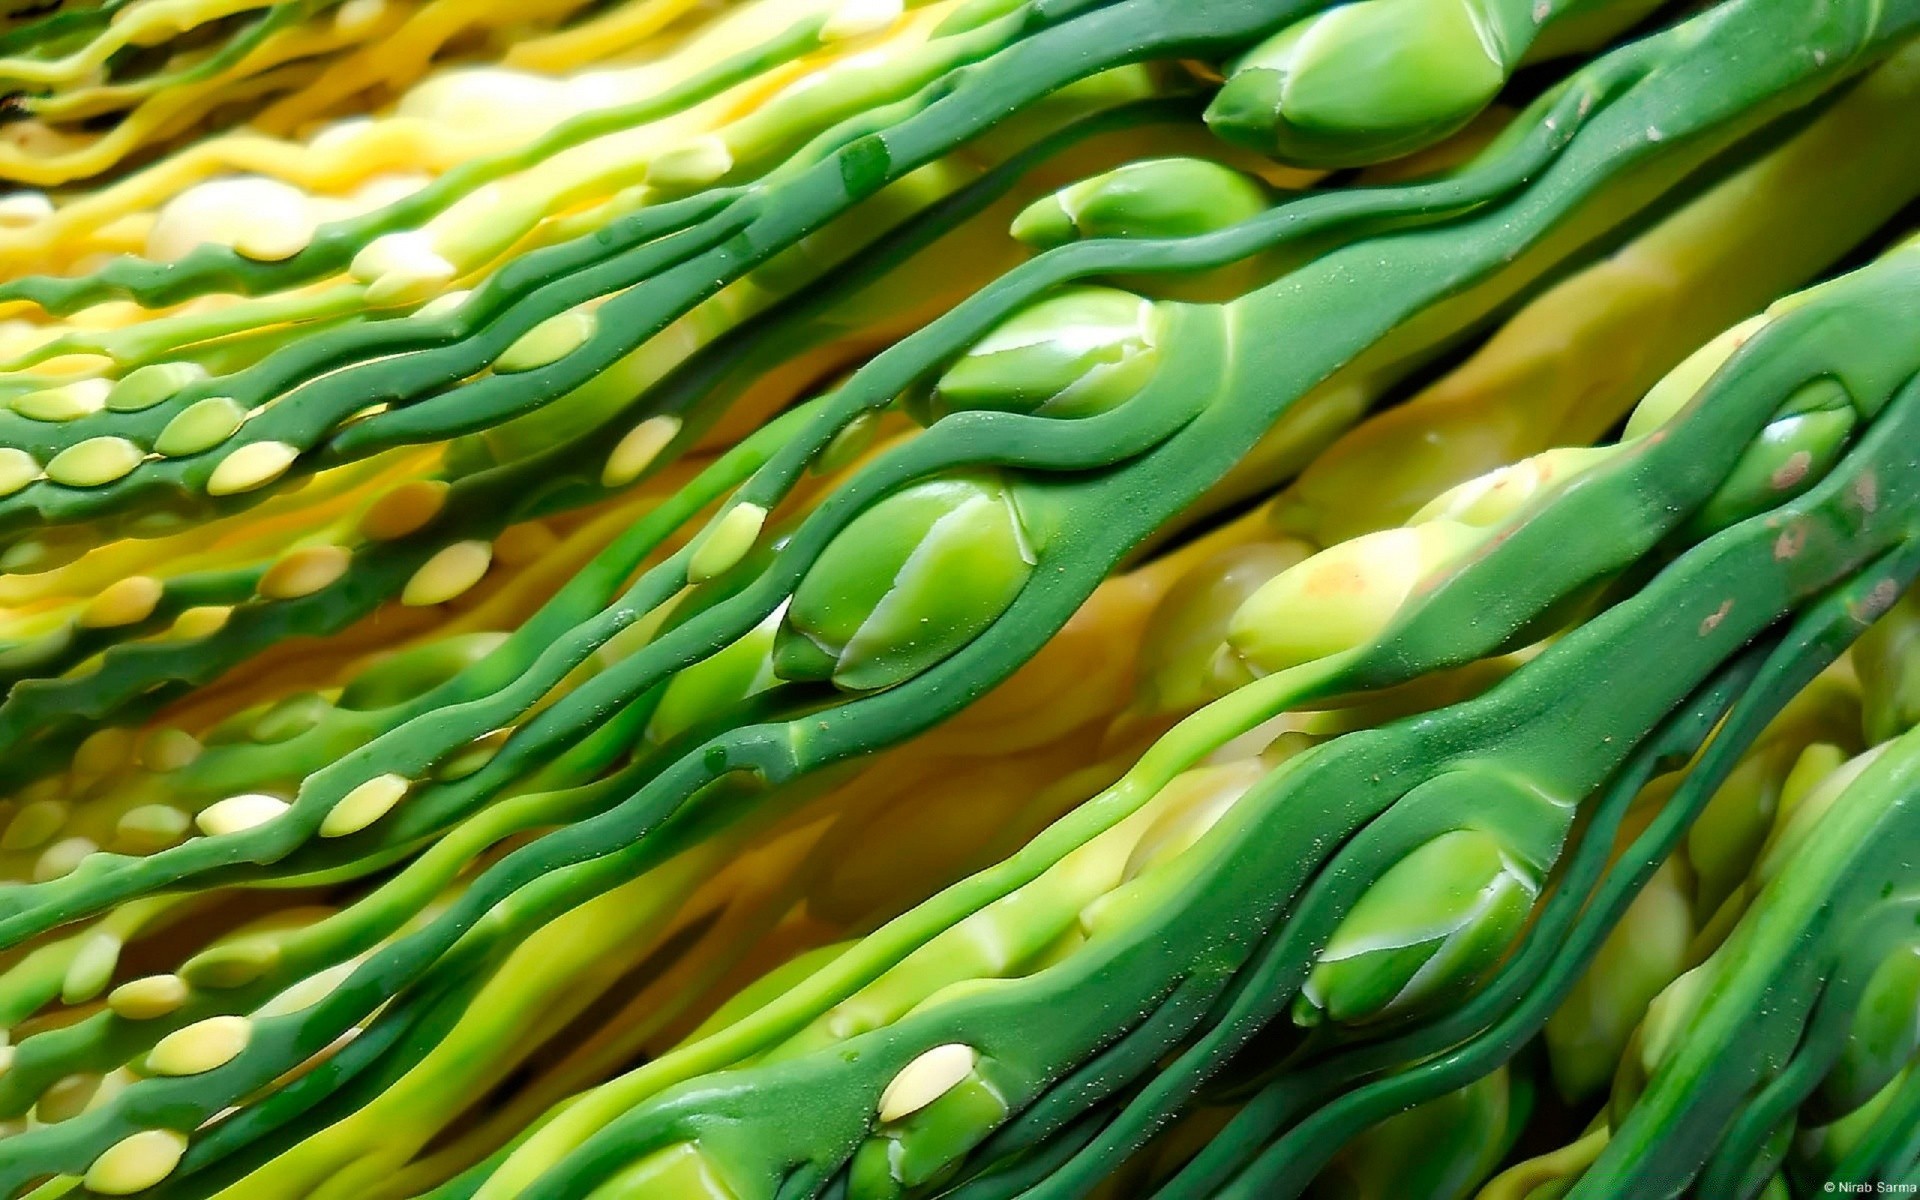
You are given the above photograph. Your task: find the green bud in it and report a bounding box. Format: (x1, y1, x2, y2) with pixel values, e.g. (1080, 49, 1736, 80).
(774, 472, 1035, 692)
(1815, 944, 1920, 1120)
(854, 1071, 1009, 1195)
(337, 632, 509, 710)
(918, 287, 1160, 422)
(1315, 1067, 1517, 1200)
(1689, 380, 1856, 534)
(1297, 828, 1536, 1026)
(646, 611, 781, 744)
(1204, 0, 1520, 168)
(1009, 157, 1268, 249)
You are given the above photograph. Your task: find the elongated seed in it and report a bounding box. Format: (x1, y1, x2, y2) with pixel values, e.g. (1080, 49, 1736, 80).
(34, 835, 97, 881)
(46, 436, 142, 487)
(359, 479, 449, 540)
(321, 773, 410, 837)
(688, 503, 767, 583)
(878, 1043, 978, 1122)
(647, 136, 734, 190)
(138, 729, 204, 772)
(79, 575, 164, 628)
(2, 798, 66, 850)
(74, 727, 135, 775)
(403, 540, 493, 606)
(602, 415, 682, 487)
(115, 804, 191, 853)
(107, 362, 209, 412)
(195, 793, 289, 836)
(154, 396, 247, 457)
(494, 309, 597, 373)
(0, 447, 38, 496)
(13, 377, 110, 422)
(84, 1129, 188, 1195)
(148, 1015, 251, 1076)
(109, 974, 190, 1020)
(207, 441, 298, 495)
(62, 932, 121, 1004)
(258, 545, 352, 600)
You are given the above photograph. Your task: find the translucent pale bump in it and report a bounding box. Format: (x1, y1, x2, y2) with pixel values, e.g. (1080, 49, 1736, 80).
(171, 605, 231, 639)
(353, 230, 456, 307)
(46, 436, 143, 487)
(33, 835, 97, 881)
(687, 503, 766, 583)
(360, 479, 449, 541)
(13, 377, 110, 421)
(138, 728, 204, 772)
(115, 804, 191, 853)
(84, 1129, 188, 1195)
(494, 309, 596, 373)
(0, 446, 39, 496)
(2, 798, 67, 850)
(207, 440, 298, 496)
(36, 1072, 101, 1122)
(414, 289, 472, 321)
(147, 176, 311, 263)
(493, 521, 560, 567)
(107, 362, 207, 412)
(79, 575, 164, 628)
(402, 539, 493, 606)
(109, 974, 189, 1020)
(74, 726, 136, 775)
(321, 773, 410, 837)
(0, 190, 52, 225)
(148, 1015, 251, 1076)
(62, 931, 122, 1004)
(602, 415, 681, 487)
(878, 1043, 977, 1122)
(195, 793, 289, 836)
(154, 396, 247, 457)
(258, 545, 352, 600)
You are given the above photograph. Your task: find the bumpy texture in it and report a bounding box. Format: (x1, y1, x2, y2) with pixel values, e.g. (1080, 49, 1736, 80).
(0, 0, 1915, 1197)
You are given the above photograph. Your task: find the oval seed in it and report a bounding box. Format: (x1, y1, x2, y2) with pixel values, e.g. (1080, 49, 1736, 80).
(171, 605, 232, 639)
(602, 415, 681, 488)
(74, 726, 135, 775)
(115, 804, 191, 853)
(182, 938, 279, 988)
(493, 309, 596, 373)
(687, 503, 766, 583)
(46, 436, 143, 487)
(258, 545, 351, 600)
(493, 521, 559, 567)
(84, 1129, 189, 1195)
(359, 479, 449, 540)
(403, 540, 493, 606)
(207, 441, 297, 495)
(878, 1043, 977, 1122)
(109, 974, 190, 1020)
(79, 575, 164, 629)
(154, 396, 247, 457)
(61, 932, 122, 1004)
(148, 1015, 251, 1076)
(0, 191, 52, 224)
(321, 773, 410, 837)
(195, 793, 289, 836)
(33, 835, 97, 881)
(2, 798, 67, 850)
(0, 447, 39, 496)
(12, 377, 110, 421)
(138, 728, 204, 772)
(37, 1072, 101, 1122)
(107, 362, 208, 412)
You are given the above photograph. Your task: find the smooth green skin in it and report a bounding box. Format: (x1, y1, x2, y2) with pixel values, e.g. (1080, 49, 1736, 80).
(0, 0, 1914, 1193)
(919, 287, 1161, 421)
(1008, 157, 1270, 249)
(337, 634, 513, 712)
(1297, 827, 1538, 1026)
(647, 614, 782, 745)
(773, 473, 1037, 691)
(1206, 0, 1537, 167)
